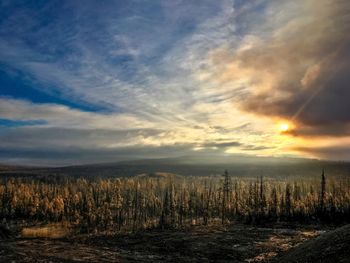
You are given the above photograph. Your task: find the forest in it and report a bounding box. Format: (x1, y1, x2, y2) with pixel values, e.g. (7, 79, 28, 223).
(1, 170, 349, 233)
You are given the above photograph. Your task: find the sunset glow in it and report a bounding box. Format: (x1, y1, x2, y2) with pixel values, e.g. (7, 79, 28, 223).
(279, 123, 290, 132)
(0, 0, 349, 165)
(1, 2, 350, 261)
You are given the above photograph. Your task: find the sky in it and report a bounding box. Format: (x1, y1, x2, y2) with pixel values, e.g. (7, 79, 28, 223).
(0, 0, 349, 166)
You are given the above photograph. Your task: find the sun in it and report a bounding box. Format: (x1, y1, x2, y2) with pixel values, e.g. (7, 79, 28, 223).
(279, 123, 290, 132)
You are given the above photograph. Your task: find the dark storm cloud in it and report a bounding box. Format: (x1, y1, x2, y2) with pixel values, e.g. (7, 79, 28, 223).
(0, 126, 241, 165)
(0, 125, 264, 165)
(0, 144, 196, 166)
(241, 40, 350, 129)
(0, 127, 195, 165)
(284, 123, 350, 137)
(211, 0, 350, 137)
(293, 146, 350, 161)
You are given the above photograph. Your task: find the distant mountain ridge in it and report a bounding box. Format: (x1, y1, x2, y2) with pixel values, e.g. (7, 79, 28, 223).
(1, 155, 349, 179)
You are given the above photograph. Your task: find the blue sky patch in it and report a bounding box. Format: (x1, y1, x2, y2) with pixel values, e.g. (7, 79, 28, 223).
(0, 118, 47, 127)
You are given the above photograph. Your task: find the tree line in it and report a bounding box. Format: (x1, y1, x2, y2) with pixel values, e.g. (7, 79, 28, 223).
(0, 171, 349, 232)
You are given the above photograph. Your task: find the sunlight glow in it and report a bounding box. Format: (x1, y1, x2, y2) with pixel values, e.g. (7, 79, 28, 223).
(279, 123, 290, 132)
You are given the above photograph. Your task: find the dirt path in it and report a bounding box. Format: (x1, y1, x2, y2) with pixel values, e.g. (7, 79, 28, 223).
(0, 225, 323, 262)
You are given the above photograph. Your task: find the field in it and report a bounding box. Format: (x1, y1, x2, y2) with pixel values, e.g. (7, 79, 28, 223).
(1, 160, 350, 262)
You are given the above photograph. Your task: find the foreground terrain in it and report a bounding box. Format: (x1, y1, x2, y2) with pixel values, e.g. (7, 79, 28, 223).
(0, 223, 335, 262)
(274, 224, 350, 263)
(1, 162, 349, 262)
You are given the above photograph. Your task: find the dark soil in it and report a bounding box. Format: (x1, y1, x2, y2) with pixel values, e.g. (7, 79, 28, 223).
(273, 224, 350, 263)
(0, 224, 327, 262)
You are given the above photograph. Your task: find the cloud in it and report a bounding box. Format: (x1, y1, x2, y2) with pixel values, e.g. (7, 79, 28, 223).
(0, 143, 196, 166)
(0, 0, 242, 136)
(1, 0, 348, 164)
(241, 145, 273, 151)
(0, 127, 163, 149)
(200, 141, 241, 148)
(0, 99, 272, 165)
(293, 145, 350, 161)
(0, 98, 152, 130)
(200, 0, 350, 137)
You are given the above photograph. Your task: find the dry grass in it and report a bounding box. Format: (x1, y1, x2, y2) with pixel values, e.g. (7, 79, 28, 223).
(21, 223, 71, 238)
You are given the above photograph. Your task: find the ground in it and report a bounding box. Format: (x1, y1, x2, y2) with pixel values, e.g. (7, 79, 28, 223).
(273, 224, 350, 263)
(0, 223, 329, 262)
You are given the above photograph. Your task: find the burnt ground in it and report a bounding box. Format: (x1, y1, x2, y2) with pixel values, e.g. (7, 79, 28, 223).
(273, 224, 350, 263)
(0, 224, 329, 262)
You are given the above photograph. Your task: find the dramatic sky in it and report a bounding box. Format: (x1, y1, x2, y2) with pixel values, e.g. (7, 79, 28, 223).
(0, 0, 349, 165)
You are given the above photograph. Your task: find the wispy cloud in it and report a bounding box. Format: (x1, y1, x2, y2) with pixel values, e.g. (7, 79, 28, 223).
(199, 0, 350, 134)
(194, 0, 350, 159)
(0, 0, 348, 164)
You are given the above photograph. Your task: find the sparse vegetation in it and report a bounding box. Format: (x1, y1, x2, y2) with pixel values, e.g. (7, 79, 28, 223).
(1, 171, 349, 233)
(21, 223, 70, 238)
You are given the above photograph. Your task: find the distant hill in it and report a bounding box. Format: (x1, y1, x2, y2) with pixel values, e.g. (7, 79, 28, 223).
(1, 155, 350, 179)
(0, 164, 36, 171)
